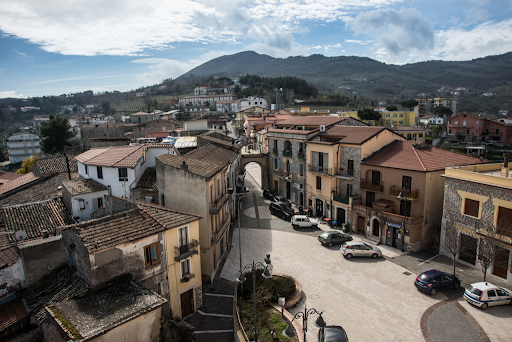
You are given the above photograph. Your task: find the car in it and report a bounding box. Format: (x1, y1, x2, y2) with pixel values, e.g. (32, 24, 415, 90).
(463, 282, 512, 310)
(414, 270, 460, 296)
(341, 241, 382, 259)
(291, 215, 318, 229)
(273, 195, 292, 208)
(269, 202, 294, 220)
(318, 325, 348, 342)
(319, 231, 353, 247)
(263, 189, 276, 201)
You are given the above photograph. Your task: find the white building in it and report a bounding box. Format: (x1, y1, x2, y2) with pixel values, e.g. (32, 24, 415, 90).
(4, 133, 41, 163)
(239, 96, 268, 111)
(61, 178, 109, 221)
(419, 115, 444, 125)
(216, 100, 239, 113)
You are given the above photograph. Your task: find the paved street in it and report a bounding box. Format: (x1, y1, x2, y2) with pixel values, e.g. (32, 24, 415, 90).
(217, 165, 512, 342)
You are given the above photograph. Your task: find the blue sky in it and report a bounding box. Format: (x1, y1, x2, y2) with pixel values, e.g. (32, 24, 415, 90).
(1, 0, 512, 99)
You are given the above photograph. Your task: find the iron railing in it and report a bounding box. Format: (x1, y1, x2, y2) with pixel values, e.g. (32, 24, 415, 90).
(360, 179, 384, 192)
(389, 185, 419, 200)
(210, 192, 229, 213)
(174, 239, 199, 261)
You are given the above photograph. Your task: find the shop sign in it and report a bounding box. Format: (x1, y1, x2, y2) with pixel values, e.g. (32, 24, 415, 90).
(385, 221, 401, 229)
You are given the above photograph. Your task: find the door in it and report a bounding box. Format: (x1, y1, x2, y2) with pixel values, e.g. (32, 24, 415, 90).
(315, 199, 323, 216)
(372, 219, 379, 236)
(386, 227, 393, 246)
(357, 216, 365, 234)
(299, 192, 304, 207)
(371, 170, 381, 185)
(366, 192, 375, 207)
(492, 247, 509, 279)
(274, 180, 278, 192)
(286, 182, 291, 200)
(337, 208, 346, 225)
(459, 234, 477, 265)
(180, 289, 194, 317)
(360, 245, 372, 256)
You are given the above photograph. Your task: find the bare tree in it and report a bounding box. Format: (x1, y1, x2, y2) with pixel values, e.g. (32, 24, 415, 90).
(477, 217, 512, 282)
(439, 221, 465, 276)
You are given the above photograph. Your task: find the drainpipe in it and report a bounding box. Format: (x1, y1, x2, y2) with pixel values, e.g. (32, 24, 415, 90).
(108, 185, 112, 215)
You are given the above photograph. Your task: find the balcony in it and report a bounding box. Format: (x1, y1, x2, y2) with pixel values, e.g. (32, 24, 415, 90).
(282, 149, 292, 157)
(389, 185, 419, 201)
(335, 167, 355, 179)
(210, 192, 229, 214)
(333, 193, 351, 205)
(277, 169, 293, 180)
(308, 164, 334, 177)
(174, 239, 199, 261)
(180, 273, 196, 283)
(212, 214, 231, 244)
(360, 179, 384, 192)
(298, 151, 305, 160)
(272, 148, 278, 155)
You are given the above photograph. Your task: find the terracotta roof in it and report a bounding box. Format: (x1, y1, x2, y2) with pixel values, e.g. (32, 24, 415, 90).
(75, 209, 166, 253)
(62, 178, 108, 195)
(267, 128, 316, 135)
(0, 246, 19, 269)
(138, 202, 201, 228)
(185, 144, 238, 166)
(1, 198, 76, 243)
(199, 133, 241, 150)
(75, 146, 143, 168)
(0, 172, 39, 194)
(389, 126, 426, 132)
(276, 116, 345, 126)
(0, 298, 29, 332)
(157, 154, 224, 180)
(362, 141, 484, 171)
(33, 156, 78, 176)
(0, 171, 22, 185)
(318, 126, 390, 145)
(129, 111, 151, 116)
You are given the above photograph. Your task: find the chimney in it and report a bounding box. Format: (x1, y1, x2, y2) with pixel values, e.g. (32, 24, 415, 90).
(181, 161, 188, 170)
(42, 230, 49, 239)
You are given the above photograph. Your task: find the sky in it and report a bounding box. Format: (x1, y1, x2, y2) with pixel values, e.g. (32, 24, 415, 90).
(1, 0, 512, 99)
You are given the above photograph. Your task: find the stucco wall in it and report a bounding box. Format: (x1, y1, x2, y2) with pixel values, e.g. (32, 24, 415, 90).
(0, 257, 25, 300)
(62, 229, 92, 285)
(20, 237, 67, 287)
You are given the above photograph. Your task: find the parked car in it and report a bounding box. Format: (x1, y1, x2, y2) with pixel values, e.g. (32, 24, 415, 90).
(263, 189, 276, 201)
(341, 241, 382, 259)
(414, 270, 460, 296)
(291, 215, 318, 229)
(318, 325, 348, 342)
(269, 202, 294, 220)
(463, 282, 512, 309)
(272, 195, 292, 208)
(319, 231, 353, 247)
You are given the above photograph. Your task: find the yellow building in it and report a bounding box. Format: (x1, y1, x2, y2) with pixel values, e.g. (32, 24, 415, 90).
(389, 126, 426, 142)
(336, 111, 416, 126)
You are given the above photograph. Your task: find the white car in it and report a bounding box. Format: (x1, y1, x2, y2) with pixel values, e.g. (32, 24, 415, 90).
(463, 282, 512, 310)
(291, 215, 318, 229)
(341, 241, 382, 259)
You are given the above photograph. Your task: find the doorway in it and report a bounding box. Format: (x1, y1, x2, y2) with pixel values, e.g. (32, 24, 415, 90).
(336, 208, 346, 225)
(286, 182, 291, 200)
(315, 199, 323, 217)
(299, 192, 304, 207)
(357, 216, 365, 235)
(180, 289, 194, 317)
(493, 247, 510, 279)
(274, 180, 278, 193)
(372, 219, 379, 237)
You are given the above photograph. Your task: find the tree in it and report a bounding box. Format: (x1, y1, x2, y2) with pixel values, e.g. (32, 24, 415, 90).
(477, 217, 512, 282)
(16, 155, 39, 174)
(439, 221, 470, 277)
(357, 108, 381, 122)
(153, 99, 159, 110)
(432, 106, 453, 117)
(175, 107, 190, 122)
(143, 97, 153, 112)
(101, 101, 111, 114)
(40, 114, 73, 154)
(401, 99, 419, 111)
(386, 105, 397, 111)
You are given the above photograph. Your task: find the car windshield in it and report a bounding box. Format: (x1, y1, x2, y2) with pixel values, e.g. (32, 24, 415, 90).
(467, 285, 483, 296)
(418, 274, 431, 282)
(284, 206, 294, 214)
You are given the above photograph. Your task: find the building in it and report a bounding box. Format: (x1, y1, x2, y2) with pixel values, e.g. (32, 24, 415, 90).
(415, 98, 459, 116)
(32, 116, 50, 130)
(239, 96, 268, 111)
(133, 119, 182, 139)
(156, 142, 240, 282)
(3, 132, 41, 163)
(447, 113, 484, 142)
(20, 106, 40, 112)
(235, 106, 272, 131)
(336, 111, 416, 126)
(216, 100, 239, 113)
(68, 113, 90, 126)
(419, 115, 444, 126)
(129, 111, 158, 124)
(389, 126, 427, 142)
(183, 117, 227, 132)
(179, 95, 237, 107)
(306, 126, 404, 225)
(440, 162, 512, 282)
(61, 178, 109, 221)
(354, 141, 483, 252)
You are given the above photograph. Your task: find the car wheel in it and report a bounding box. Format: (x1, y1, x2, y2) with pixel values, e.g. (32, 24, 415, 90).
(292, 224, 298, 229)
(328, 242, 333, 247)
(430, 288, 437, 296)
(345, 253, 353, 259)
(481, 303, 488, 310)
(453, 282, 460, 290)
(312, 225, 317, 229)
(371, 253, 378, 259)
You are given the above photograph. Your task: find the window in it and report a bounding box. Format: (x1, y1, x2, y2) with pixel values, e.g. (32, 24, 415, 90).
(464, 198, 479, 218)
(386, 114, 390, 117)
(496, 129, 500, 134)
(144, 243, 160, 267)
(161, 194, 165, 206)
(118, 168, 128, 181)
(181, 259, 191, 277)
(300, 164, 304, 176)
(393, 114, 397, 117)
(455, 121, 458, 125)
(316, 176, 321, 190)
(419, 134, 423, 138)
(400, 200, 411, 217)
(178, 226, 189, 247)
(97, 166, 103, 179)
(93, 197, 103, 210)
(399, 114, 403, 117)
(78, 199, 85, 210)
(150, 127, 154, 132)
(274, 159, 278, 169)
(318, 152, 324, 169)
(347, 184, 353, 196)
(399, 121, 403, 125)
(347, 160, 354, 176)
(487, 290, 496, 298)
(497, 206, 512, 238)
(402, 175, 412, 191)
(476, 129, 478, 133)
(366, 192, 375, 207)
(84, 165, 88, 175)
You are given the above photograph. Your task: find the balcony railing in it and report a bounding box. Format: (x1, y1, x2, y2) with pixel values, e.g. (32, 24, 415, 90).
(360, 179, 384, 192)
(308, 164, 334, 176)
(298, 151, 305, 160)
(210, 192, 229, 213)
(335, 167, 355, 178)
(272, 148, 278, 155)
(212, 214, 231, 244)
(277, 169, 293, 180)
(389, 185, 419, 201)
(174, 239, 199, 261)
(333, 193, 350, 205)
(282, 149, 292, 157)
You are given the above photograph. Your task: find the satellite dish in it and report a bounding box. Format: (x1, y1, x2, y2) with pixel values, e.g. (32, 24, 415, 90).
(15, 231, 28, 241)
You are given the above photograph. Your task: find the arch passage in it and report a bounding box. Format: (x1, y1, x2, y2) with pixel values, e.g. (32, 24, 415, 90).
(241, 154, 269, 189)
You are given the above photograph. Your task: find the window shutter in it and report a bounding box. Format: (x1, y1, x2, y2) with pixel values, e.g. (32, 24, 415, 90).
(464, 199, 479, 217)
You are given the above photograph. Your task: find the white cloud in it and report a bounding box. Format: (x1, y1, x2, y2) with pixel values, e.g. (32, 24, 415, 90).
(465, 7, 489, 24)
(344, 39, 371, 44)
(0, 91, 26, 99)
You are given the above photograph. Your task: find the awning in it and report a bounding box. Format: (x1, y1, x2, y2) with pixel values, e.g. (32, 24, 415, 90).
(372, 199, 394, 211)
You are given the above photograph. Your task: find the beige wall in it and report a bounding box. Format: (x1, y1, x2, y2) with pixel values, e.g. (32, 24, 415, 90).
(306, 143, 337, 210)
(359, 130, 405, 159)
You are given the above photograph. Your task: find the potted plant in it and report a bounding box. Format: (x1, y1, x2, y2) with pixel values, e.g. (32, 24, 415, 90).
(342, 223, 350, 233)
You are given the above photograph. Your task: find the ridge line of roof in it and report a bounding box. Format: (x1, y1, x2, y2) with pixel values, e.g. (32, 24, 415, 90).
(411, 145, 427, 172)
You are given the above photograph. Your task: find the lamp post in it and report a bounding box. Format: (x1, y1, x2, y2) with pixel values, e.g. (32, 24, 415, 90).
(236, 187, 250, 272)
(282, 304, 327, 342)
(236, 257, 273, 342)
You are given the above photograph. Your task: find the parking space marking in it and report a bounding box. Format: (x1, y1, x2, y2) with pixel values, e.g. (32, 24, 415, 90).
(419, 254, 440, 266)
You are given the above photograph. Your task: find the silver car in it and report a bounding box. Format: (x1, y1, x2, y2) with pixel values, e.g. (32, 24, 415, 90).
(341, 241, 382, 259)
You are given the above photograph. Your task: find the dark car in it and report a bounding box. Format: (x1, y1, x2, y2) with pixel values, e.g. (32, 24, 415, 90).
(319, 325, 348, 342)
(273, 195, 292, 208)
(263, 189, 276, 201)
(269, 202, 294, 220)
(318, 231, 353, 247)
(414, 270, 460, 295)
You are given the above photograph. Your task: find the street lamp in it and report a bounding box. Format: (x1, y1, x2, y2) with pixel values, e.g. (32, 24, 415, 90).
(282, 305, 327, 342)
(235, 187, 250, 272)
(236, 257, 273, 342)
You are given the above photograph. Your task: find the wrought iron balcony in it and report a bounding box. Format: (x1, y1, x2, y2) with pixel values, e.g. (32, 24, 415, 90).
(174, 239, 199, 261)
(333, 193, 350, 205)
(212, 214, 231, 244)
(360, 179, 384, 192)
(282, 149, 292, 157)
(308, 164, 334, 176)
(210, 192, 229, 213)
(335, 167, 355, 178)
(389, 185, 419, 200)
(298, 151, 305, 160)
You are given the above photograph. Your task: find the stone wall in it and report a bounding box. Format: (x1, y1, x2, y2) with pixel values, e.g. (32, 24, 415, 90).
(339, 146, 362, 195)
(62, 229, 92, 285)
(19, 237, 67, 287)
(80, 123, 132, 150)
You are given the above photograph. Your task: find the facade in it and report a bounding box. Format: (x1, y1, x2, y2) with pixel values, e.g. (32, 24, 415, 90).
(129, 111, 158, 124)
(389, 126, 427, 142)
(179, 95, 237, 107)
(61, 178, 109, 221)
(216, 100, 239, 113)
(415, 98, 459, 116)
(239, 96, 268, 111)
(156, 143, 240, 283)
(4, 133, 41, 163)
(447, 113, 484, 142)
(337, 111, 416, 126)
(306, 126, 404, 226)
(133, 120, 182, 139)
(440, 163, 512, 282)
(419, 115, 444, 126)
(354, 141, 483, 252)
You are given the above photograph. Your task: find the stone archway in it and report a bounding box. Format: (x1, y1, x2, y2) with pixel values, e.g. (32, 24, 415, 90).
(370, 216, 381, 239)
(241, 154, 268, 189)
